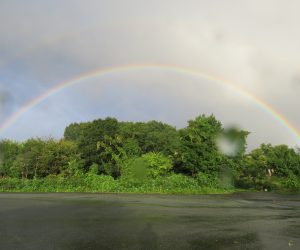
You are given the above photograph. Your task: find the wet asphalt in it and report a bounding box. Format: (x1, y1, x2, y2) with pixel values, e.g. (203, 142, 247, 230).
(0, 192, 299, 250)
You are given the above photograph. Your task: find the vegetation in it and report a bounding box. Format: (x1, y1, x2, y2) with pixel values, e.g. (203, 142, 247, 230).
(0, 115, 299, 193)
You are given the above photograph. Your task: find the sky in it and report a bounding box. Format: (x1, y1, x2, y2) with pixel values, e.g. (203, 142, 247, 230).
(0, 0, 299, 150)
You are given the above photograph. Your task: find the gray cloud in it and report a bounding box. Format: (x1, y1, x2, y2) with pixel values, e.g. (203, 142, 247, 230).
(0, 89, 12, 115)
(0, 0, 299, 148)
(292, 75, 300, 89)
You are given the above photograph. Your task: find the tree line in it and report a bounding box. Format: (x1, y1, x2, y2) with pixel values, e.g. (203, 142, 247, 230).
(0, 115, 299, 191)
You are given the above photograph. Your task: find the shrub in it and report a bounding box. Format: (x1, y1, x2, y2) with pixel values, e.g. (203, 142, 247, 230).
(283, 173, 300, 191)
(141, 152, 173, 178)
(196, 172, 219, 188)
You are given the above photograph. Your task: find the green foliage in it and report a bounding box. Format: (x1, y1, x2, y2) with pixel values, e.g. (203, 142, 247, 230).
(121, 157, 148, 181)
(6, 138, 80, 179)
(122, 138, 141, 157)
(88, 163, 99, 175)
(196, 172, 216, 187)
(141, 152, 173, 178)
(64, 117, 120, 169)
(176, 115, 225, 175)
(0, 140, 20, 177)
(63, 159, 84, 177)
(97, 135, 127, 178)
(283, 172, 300, 191)
(121, 152, 172, 181)
(0, 174, 230, 194)
(0, 115, 299, 193)
(235, 144, 300, 190)
(63, 123, 81, 141)
(84, 174, 117, 192)
(118, 121, 181, 156)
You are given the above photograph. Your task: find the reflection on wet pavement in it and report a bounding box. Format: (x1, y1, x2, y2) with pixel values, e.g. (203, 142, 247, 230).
(0, 192, 299, 249)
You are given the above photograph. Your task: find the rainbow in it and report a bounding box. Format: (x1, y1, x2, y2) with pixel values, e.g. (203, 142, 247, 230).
(0, 63, 299, 142)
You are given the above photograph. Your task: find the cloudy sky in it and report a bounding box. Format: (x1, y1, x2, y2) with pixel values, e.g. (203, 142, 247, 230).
(0, 0, 299, 150)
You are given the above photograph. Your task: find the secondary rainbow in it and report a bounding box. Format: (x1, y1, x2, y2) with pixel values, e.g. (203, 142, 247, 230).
(0, 63, 299, 142)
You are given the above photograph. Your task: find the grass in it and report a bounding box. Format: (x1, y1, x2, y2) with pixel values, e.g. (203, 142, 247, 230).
(0, 173, 234, 194)
(1, 172, 298, 194)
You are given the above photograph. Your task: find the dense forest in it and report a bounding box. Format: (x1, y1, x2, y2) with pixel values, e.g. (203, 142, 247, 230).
(0, 115, 299, 193)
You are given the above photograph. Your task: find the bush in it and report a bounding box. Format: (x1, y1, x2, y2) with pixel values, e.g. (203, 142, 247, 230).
(63, 159, 84, 177)
(121, 157, 148, 181)
(121, 152, 172, 181)
(84, 173, 117, 192)
(88, 163, 99, 175)
(196, 172, 219, 188)
(141, 152, 173, 178)
(0, 173, 233, 194)
(283, 173, 300, 191)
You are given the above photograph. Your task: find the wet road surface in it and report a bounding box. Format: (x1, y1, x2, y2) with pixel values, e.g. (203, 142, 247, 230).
(0, 192, 299, 249)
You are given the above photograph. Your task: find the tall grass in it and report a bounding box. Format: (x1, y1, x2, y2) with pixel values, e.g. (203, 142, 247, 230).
(0, 173, 233, 194)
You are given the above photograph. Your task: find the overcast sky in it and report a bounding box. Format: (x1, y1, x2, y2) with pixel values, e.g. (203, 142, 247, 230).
(0, 0, 299, 150)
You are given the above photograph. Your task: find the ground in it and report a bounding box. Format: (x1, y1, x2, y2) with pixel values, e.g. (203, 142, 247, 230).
(0, 192, 299, 249)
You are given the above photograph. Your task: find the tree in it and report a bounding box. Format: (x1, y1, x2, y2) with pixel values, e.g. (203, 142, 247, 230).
(64, 118, 180, 172)
(236, 149, 269, 189)
(10, 139, 46, 178)
(64, 117, 120, 170)
(9, 138, 81, 178)
(236, 143, 300, 189)
(141, 152, 173, 178)
(63, 123, 81, 141)
(175, 115, 225, 175)
(121, 152, 172, 180)
(40, 139, 81, 176)
(0, 140, 20, 177)
(118, 120, 181, 156)
(257, 144, 300, 177)
(97, 135, 127, 178)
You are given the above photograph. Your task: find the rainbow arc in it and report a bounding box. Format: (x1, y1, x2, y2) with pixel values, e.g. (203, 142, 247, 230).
(0, 64, 299, 143)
